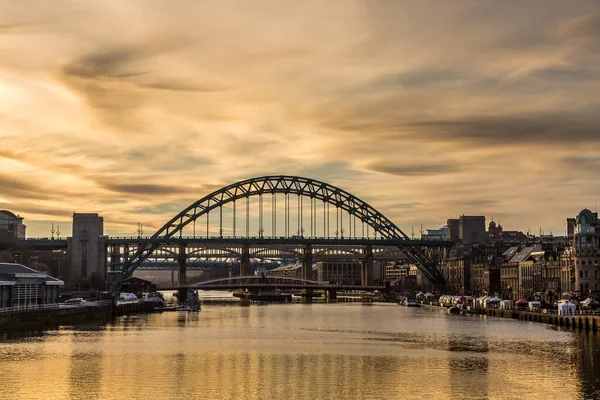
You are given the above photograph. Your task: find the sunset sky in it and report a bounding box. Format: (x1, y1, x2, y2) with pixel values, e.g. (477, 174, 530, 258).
(1, 1, 600, 238)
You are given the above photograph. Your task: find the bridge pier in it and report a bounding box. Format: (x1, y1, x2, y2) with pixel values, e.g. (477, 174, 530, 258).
(326, 289, 337, 302)
(177, 244, 187, 304)
(240, 244, 251, 276)
(302, 244, 313, 281)
(361, 245, 373, 286)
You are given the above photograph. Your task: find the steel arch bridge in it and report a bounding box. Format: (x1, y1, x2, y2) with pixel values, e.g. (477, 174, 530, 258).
(112, 175, 449, 290)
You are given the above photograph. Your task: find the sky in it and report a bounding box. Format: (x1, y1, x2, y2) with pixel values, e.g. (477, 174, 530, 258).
(1, 0, 600, 238)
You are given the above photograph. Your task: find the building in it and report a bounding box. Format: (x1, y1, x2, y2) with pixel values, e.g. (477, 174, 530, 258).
(0, 210, 26, 239)
(444, 246, 472, 295)
(559, 248, 575, 297)
(385, 263, 410, 280)
(447, 219, 460, 242)
(488, 220, 503, 243)
(371, 261, 385, 285)
(539, 253, 561, 304)
(459, 215, 486, 244)
(316, 262, 361, 285)
(470, 262, 485, 297)
(485, 264, 502, 297)
(66, 213, 106, 289)
(120, 277, 156, 296)
(567, 218, 576, 240)
(421, 226, 448, 241)
(572, 209, 600, 297)
(269, 263, 317, 280)
(0, 263, 63, 307)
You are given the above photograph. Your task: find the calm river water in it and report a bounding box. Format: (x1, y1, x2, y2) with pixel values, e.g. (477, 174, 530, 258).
(0, 303, 599, 400)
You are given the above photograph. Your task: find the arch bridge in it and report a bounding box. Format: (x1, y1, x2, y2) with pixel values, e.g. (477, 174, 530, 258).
(110, 176, 451, 291)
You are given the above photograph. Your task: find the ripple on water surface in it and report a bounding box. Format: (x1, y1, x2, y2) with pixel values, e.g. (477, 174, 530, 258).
(0, 304, 597, 400)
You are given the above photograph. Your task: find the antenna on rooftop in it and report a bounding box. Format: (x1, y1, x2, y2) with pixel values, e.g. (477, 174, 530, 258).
(411, 226, 415, 239)
(51, 223, 55, 240)
(137, 222, 143, 238)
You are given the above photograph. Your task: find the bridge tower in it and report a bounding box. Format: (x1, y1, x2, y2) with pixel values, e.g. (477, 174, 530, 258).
(66, 213, 105, 289)
(177, 244, 187, 304)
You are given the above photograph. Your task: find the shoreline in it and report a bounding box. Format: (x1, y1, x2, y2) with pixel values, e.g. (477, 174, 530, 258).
(419, 301, 600, 332)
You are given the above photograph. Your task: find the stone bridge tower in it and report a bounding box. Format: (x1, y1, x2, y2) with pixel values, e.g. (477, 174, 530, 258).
(67, 213, 106, 290)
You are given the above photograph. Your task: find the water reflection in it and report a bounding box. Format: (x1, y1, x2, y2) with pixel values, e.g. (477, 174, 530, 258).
(577, 332, 600, 399)
(0, 305, 596, 400)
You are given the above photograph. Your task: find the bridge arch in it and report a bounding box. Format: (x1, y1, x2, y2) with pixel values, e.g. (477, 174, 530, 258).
(117, 175, 418, 282)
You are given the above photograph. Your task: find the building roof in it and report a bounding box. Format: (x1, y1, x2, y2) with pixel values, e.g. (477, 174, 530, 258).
(0, 263, 64, 285)
(0, 210, 21, 220)
(508, 245, 542, 263)
(576, 208, 597, 226)
(502, 246, 519, 261)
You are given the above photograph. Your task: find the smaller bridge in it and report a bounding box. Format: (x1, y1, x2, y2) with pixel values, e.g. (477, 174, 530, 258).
(160, 275, 385, 292)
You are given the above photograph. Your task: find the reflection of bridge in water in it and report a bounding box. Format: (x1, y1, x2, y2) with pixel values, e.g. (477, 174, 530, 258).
(24, 176, 453, 291)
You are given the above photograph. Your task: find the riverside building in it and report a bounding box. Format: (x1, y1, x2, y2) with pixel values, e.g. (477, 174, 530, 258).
(0, 210, 26, 239)
(572, 209, 600, 297)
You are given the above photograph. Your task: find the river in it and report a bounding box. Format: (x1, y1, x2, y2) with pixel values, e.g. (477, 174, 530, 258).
(0, 303, 598, 400)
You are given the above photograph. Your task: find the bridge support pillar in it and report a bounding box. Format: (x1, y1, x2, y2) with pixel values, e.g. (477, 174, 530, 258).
(362, 245, 374, 286)
(240, 244, 251, 276)
(326, 289, 337, 302)
(177, 244, 187, 304)
(303, 289, 313, 304)
(302, 244, 313, 281)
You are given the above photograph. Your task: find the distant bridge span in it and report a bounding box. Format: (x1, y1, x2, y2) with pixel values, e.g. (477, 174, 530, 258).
(159, 275, 385, 292)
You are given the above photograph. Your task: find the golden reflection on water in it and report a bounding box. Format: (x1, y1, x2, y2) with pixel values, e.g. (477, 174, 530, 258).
(0, 304, 597, 400)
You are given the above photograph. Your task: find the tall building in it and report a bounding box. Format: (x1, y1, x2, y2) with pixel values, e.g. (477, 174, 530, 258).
(66, 213, 106, 289)
(447, 219, 460, 242)
(567, 218, 576, 240)
(459, 215, 486, 244)
(0, 210, 26, 239)
(572, 209, 600, 297)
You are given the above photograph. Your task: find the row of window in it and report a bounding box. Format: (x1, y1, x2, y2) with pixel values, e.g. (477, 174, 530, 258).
(578, 270, 599, 279)
(579, 283, 599, 292)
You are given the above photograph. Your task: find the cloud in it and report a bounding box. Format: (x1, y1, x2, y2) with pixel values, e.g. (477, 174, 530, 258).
(101, 183, 196, 196)
(407, 112, 600, 144)
(1, 0, 600, 237)
(367, 161, 463, 177)
(561, 13, 600, 38)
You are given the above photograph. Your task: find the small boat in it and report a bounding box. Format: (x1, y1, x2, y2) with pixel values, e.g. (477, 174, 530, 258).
(177, 288, 201, 311)
(399, 298, 420, 307)
(448, 306, 460, 314)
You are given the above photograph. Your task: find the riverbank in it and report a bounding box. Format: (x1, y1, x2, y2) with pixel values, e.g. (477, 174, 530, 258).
(419, 302, 600, 332)
(0, 301, 158, 331)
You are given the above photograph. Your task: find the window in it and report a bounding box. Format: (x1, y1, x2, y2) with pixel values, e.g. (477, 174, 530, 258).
(580, 271, 583, 278)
